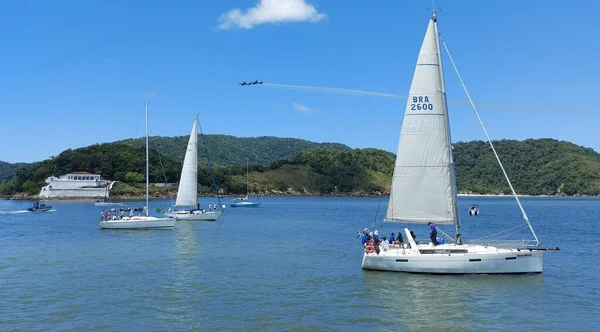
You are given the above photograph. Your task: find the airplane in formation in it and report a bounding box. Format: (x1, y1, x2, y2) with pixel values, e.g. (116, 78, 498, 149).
(239, 80, 263, 86)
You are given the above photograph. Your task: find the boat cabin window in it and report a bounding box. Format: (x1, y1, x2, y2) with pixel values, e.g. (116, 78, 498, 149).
(419, 249, 468, 254)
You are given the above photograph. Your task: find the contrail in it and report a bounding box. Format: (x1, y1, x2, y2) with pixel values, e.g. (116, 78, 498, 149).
(262, 83, 405, 99)
(256, 82, 600, 116)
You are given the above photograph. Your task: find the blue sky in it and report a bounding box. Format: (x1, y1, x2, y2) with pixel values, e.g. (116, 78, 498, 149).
(1, 0, 599, 163)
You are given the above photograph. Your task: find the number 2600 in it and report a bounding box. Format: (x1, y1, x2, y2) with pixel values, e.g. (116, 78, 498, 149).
(411, 103, 433, 111)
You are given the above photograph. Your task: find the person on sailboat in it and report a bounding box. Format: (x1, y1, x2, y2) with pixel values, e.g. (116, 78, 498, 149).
(410, 230, 416, 243)
(428, 222, 439, 246)
(389, 232, 396, 243)
(361, 229, 370, 247)
(396, 231, 404, 245)
(456, 233, 463, 245)
(381, 237, 390, 252)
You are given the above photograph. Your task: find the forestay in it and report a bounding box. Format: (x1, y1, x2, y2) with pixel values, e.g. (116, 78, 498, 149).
(385, 16, 457, 225)
(175, 116, 199, 207)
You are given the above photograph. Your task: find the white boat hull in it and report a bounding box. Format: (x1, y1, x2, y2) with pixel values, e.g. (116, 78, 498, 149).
(95, 202, 122, 206)
(99, 216, 175, 229)
(230, 202, 260, 208)
(165, 210, 222, 221)
(361, 244, 543, 274)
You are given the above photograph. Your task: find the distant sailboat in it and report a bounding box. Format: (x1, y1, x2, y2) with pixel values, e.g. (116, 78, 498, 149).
(360, 11, 559, 274)
(165, 115, 223, 221)
(94, 181, 122, 206)
(99, 104, 175, 230)
(230, 159, 260, 208)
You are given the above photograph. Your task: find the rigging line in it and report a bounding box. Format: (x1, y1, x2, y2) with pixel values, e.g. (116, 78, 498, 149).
(152, 138, 174, 207)
(371, 194, 383, 230)
(496, 225, 530, 240)
(436, 227, 455, 242)
(441, 38, 540, 246)
(473, 224, 528, 241)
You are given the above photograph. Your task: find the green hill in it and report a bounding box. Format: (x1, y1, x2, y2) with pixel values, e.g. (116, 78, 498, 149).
(454, 138, 600, 195)
(116, 134, 351, 166)
(0, 161, 35, 185)
(3, 137, 600, 197)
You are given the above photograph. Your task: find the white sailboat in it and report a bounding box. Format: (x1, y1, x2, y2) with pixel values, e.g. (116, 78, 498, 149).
(165, 115, 223, 221)
(230, 159, 260, 208)
(99, 104, 175, 230)
(361, 11, 559, 274)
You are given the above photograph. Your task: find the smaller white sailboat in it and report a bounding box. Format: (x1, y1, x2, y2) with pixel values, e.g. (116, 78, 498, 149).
(165, 115, 223, 221)
(99, 104, 175, 230)
(230, 159, 260, 208)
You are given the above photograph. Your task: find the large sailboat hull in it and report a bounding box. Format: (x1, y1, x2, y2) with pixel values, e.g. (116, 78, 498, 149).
(99, 216, 175, 229)
(361, 244, 543, 274)
(165, 210, 222, 221)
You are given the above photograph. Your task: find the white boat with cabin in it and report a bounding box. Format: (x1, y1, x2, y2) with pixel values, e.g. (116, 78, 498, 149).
(39, 172, 109, 198)
(361, 11, 559, 274)
(99, 104, 175, 230)
(164, 115, 223, 221)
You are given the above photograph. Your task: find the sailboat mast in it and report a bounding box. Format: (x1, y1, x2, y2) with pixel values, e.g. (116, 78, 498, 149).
(145, 103, 149, 217)
(432, 10, 461, 238)
(246, 158, 249, 197)
(195, 114, 199, 204)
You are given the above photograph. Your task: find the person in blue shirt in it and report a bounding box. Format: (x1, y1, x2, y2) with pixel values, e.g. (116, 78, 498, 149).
(428, 222, 439, 246)
(389, 232, 396, 244)
(361, 228, 370, 247)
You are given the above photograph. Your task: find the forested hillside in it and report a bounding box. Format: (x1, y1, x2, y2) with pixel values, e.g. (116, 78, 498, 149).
(2, 137, 600, 197)
(116, 135, 351, 166)
(454, 139, 600, 195)
(0, 161, 34, 185)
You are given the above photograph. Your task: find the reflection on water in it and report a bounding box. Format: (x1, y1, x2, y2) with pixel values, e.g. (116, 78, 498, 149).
(362, 271, 545, 331)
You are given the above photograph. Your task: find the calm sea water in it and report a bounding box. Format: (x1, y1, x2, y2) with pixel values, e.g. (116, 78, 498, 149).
(0, 196, 598, 331)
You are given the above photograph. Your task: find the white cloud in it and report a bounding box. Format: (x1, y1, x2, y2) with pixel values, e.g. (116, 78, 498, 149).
(292, 102, 319, 114)
(218, 0, 326, 30)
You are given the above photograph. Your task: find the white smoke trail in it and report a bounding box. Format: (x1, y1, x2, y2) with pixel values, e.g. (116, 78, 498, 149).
(262, 83, 404, 99)
(254, 82, 600, 116)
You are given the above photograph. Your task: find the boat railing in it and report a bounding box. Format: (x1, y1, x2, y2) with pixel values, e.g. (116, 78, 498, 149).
(466, 239, 539, 248)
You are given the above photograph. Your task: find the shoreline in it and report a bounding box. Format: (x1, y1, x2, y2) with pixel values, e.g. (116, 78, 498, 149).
(3, 192, 599, 200)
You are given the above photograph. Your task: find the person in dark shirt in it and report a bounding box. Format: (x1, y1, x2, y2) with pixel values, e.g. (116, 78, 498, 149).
(410, 230, 416, 243)
(396, 231, 404, 245)
(428, 222, 439, 246)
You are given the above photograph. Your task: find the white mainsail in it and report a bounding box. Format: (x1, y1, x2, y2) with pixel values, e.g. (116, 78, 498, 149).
(385, 15, 457, 225)
(175, 116, 199, 207)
